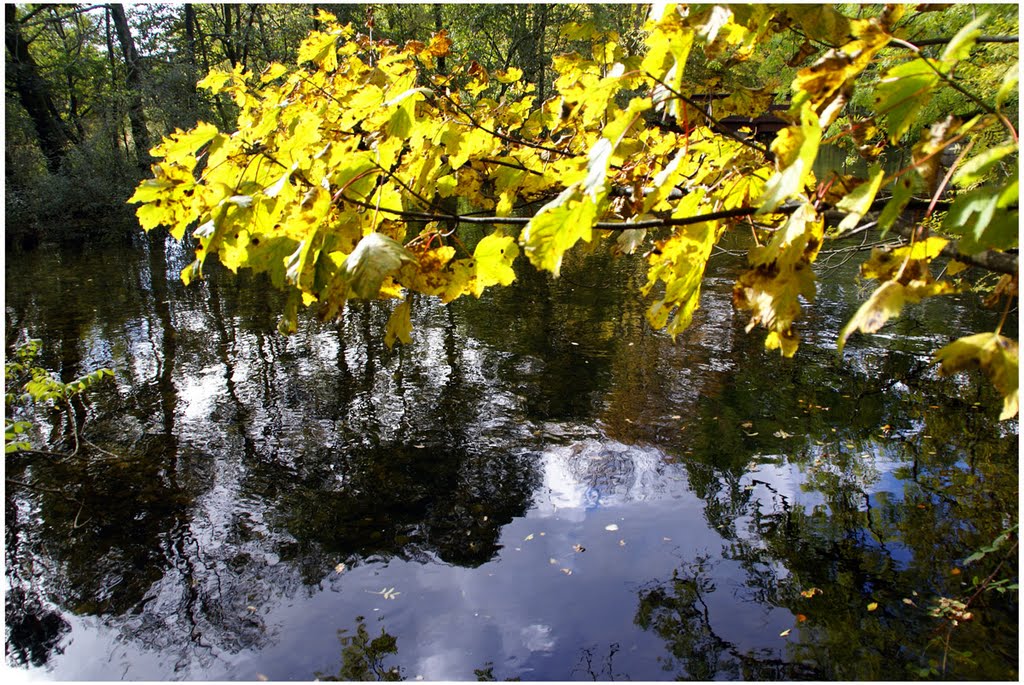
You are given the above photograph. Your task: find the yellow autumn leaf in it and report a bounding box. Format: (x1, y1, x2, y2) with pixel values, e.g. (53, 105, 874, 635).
(473, 231, 519, 292)
(342, 233, 415, 299)
(521, 189, 599, 276)
(934, 333, 1019, 420)
(384, 298, 413, 349)
(838, 279, 955, 354)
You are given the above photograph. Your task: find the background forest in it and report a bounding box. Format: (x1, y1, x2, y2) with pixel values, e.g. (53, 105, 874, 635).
(8, 3, 1016, 242)
(7, 4, 647, 241)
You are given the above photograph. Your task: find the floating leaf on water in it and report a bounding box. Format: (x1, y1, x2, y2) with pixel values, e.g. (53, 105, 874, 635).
(902, 598, 915, 606)
(335, 563, 346, 574)
(796, 614, 808, 622)
(605, 524, 619, 532)
(573, 544, 585, 553)
(741, 421, 754, 429)
(561, 568, 573, 575)
(779, 629, 791, 637)
(549, 558, 558, 565)
(524, 533, 535, 541)
(800, 587, 822, 598)
(774, 430, 793, 439)
(539, 532, 546, 536)
(619, 539, 626, 546)
(951, 568, 961, 576)
(867, 602, 879, 611)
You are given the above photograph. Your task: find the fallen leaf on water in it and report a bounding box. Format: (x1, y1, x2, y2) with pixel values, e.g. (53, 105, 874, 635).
(743, 431, 759, 437)
(605, 524, 619, 532)
(561, 568, 573, 575)
(902, 598, 915, 606)
(741, 421, 754, 429)
(539, 532, 546, 536)
(867, 602, 879, 612)
(549, 558, 558, 565)
(951, 568, 961, 576)
(800, 587, 822, 598)
(413, 444, 426, 449)
(663, 537, 672, 542)
(524, 533, 534, 541)
(573, 544, 585, 553)
(774, 430, 793, 439)
(618, 539, 626, 546)
(779, 629, 791, 637)
(367, 587, 401, 600)
(796, 614, 808, 622)
(335, 563, 346, 574)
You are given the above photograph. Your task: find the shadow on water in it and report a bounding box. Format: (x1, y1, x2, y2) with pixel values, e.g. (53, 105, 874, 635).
(3, 230, 1018, 679)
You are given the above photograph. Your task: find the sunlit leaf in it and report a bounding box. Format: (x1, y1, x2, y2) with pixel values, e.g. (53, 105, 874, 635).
(942, 185, 1020, 253)
(758, 104, 820, 213)
(838, 279, 955, 353)
(934, 333, 1019, 420)
(996, 61, 1019, 109)
(952, 142, 1017, 188)
(342, 233, 415, 299)
(473, 230, 519, 292)
(835, 164, 885, 233)
(874, 59, 941, 143)
(941, 13, 989, 64)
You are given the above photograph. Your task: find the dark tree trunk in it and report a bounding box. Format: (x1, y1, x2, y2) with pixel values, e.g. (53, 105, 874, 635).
(4, 5, 77, 173)
(108, 3, 152, 169)
(433, 4, 446, 74)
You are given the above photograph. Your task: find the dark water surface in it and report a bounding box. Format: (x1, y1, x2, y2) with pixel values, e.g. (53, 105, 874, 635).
(4, 231, 1018, 680)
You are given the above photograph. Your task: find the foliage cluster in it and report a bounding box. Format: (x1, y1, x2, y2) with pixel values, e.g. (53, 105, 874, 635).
(5, 4, 644, 242)
(127, 4, 1018, 419)
(4, 338, 114, 454)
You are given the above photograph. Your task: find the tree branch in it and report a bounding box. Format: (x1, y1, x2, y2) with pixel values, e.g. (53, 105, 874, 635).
(336, 190, 1018, 275)
(910, 35, 1018, 47)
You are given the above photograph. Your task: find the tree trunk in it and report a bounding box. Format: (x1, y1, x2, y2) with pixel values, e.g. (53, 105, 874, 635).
(108, 3, 152, 169)
(433, 4, 446, 74)
(4, 5, 77, 173)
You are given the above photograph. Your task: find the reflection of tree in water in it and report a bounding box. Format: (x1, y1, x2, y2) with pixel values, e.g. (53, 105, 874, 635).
(316, 616, 403, 682)
(635, 556, 819, 680)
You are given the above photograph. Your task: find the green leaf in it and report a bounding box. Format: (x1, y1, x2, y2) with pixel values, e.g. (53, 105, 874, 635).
(940, 13, 989, 64)
(877, 176, 915, 237)
(996, 61, 1019, 109)
(952, 142, 1017, 187)
(934, 332, 1019, 420)
(874, 59, 941, 143)
(942, 185, 1020, 253)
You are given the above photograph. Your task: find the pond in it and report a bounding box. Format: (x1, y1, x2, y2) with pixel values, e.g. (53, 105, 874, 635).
(4, 228, 1018, 680)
